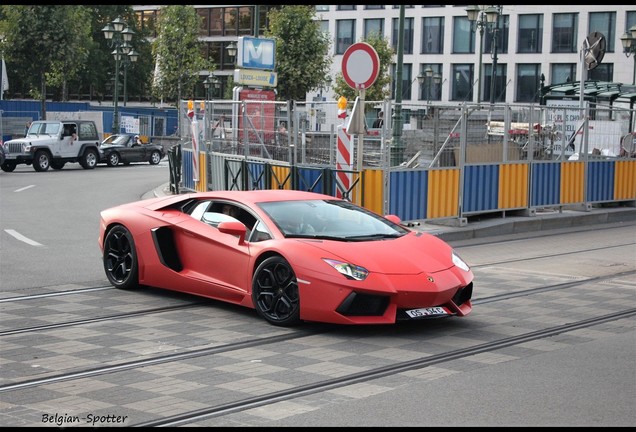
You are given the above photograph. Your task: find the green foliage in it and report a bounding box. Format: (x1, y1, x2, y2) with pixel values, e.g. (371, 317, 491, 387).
(152, 5, 214, 105)
(264, 5, 331, 101)
(331, 33, 394, 108)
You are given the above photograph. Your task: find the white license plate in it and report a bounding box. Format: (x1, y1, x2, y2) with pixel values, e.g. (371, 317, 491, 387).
(405, 306, 448, 318)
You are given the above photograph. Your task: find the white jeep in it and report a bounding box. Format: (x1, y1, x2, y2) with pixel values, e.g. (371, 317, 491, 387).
(1, 120, 101, 172)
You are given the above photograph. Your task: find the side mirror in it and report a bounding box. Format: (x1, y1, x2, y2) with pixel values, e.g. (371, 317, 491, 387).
(218, 220, 247, 244)
(384, 214, 402, 225)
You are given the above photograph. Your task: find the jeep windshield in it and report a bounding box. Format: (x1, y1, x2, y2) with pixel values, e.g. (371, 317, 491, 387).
(27, 122, 61, 136)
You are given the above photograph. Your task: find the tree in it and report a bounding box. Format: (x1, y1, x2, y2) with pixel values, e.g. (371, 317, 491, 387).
(264, 5, 331, 102)
(152, 6, 213, 105)
(0, 6, 94, 118)
(331, 33, 394, 107)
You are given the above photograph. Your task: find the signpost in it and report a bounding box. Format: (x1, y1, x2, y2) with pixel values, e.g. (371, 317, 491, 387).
(341, 42, 380, 173)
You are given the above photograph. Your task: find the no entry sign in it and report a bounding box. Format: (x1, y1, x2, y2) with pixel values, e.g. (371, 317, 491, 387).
(341, 42, 380, 90)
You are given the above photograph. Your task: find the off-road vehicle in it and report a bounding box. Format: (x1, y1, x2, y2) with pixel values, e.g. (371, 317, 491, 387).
(1, 120, 101, 172)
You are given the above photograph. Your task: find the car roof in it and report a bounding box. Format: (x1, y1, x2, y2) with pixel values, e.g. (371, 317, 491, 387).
(143, 189, 338, 211)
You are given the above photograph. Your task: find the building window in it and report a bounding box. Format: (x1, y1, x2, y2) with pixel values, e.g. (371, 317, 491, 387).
(453, 16, 473, 54)
(589, 12, 616, 52)
(485, 63, 507, 102)
(316, 6, 329, 12)
(552, 13, 578, 53)
(518, 14, 543, 53)
(484, 13, 508, 55)
(364, 5, 384, 10)
(364, 18, 384, 39)
(551, 64, 576, 85)
(451, 64, 474, 101)
(337, 6, 356, 11)
(336, 19, 355, 55)
(588, 63, 613, 81)
(391, 64, 413, 100)
(319, 20, 329, 36)
(392, 17, 414, 54)
(516, 64, 541, 102)
(421, 17, 444, 54)
(419, 64, 443, 101)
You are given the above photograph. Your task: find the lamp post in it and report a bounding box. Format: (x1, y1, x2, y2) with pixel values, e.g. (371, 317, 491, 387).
(620, 24, 636, 85)
(466, 5, 501, 103)
(102, 17, 135, 134)
(226, 42, 237, 66)
(485, 6, 501, 105)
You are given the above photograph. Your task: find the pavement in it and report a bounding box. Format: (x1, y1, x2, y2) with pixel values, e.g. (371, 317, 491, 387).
(145, 182, 636, 243)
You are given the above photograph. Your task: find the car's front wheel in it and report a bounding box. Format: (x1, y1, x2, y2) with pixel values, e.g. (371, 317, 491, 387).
(149, 150, 162, 165)
(252, 256, 301, 326)
(107, 152, 120, 167)
(103, 224, 139, 290)
(1, 161, 17, 172)
(33, 150, 51, 172)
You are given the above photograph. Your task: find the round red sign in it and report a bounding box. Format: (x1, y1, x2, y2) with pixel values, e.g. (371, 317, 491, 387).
(341, 42, 380, 90)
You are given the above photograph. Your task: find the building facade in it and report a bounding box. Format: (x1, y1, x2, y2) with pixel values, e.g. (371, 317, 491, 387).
(136, 5, 636, 105)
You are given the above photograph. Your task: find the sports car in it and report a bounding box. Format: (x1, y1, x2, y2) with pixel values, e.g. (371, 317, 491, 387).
(98, 190, 473, 326)
(98, 134, 164, 167)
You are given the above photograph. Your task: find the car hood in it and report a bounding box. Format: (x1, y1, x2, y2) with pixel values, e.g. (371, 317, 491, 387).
(6, 135, 55, 145)
(298, 232, 454, 274)
(99, 144, 126, 150)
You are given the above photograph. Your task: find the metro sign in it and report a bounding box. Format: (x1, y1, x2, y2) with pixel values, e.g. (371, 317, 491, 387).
(237, 37, 276, 70)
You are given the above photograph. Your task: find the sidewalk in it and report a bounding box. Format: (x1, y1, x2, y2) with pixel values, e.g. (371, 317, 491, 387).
(145, 182, 636, 242)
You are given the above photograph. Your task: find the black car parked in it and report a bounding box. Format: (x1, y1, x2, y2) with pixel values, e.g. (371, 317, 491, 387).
(99, 134, 164, 167)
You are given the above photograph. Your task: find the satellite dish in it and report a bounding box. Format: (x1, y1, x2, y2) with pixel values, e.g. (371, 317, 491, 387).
(582, 31, 606, 71)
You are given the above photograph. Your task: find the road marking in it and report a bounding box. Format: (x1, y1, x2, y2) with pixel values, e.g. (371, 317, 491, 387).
(5, 229, 44, 246)
(15, 185, 35, 193)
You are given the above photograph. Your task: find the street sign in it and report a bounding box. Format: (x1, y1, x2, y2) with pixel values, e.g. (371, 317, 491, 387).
(342, 42, 380, 90)
(237, 37, 276, 70)
(233, 68, 278, 87)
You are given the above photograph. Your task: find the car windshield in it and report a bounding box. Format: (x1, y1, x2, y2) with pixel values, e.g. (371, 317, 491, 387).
(259, 199, 409, 240)
(27, 122, 60, 135)
(102, 135, 129, 145)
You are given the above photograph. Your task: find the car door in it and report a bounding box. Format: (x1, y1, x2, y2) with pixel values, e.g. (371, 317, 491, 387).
(172, 214, 253, 299)
(124, 136, 144, 162)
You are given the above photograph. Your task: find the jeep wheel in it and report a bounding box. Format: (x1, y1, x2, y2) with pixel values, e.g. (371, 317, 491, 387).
(33, 150, 51, 172)
(107, 152, 120, 167)
(1, 161, 17, 172)
(80, 148, 99, 169)
(51, 160, 66, 170)
(149, 150, 162, 165)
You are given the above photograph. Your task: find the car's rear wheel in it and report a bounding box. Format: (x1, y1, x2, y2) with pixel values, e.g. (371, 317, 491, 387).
(252, 256, 300, 326)
(107, 152, 120, 167)
(149, 150, 162, 165)
(33, 150, 51, 172)
(103, 224, 139, 290)
(80, 148, 98, 169)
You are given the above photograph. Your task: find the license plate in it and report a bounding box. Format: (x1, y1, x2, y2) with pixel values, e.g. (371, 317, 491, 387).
(405, 306, 448, 318)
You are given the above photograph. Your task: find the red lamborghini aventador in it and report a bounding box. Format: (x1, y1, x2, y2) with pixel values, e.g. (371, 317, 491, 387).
(98, 189, 473, 326)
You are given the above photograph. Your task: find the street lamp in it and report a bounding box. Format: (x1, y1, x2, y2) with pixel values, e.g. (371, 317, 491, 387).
(102, 17, 135, 134)
(204, 74, 220, 100)
(226, 42, 237, 65)
(620, 24, 636, 85)
(466, 5, 502, 103)
(423, 66, 433, 103)
(485, 6, 502, 104)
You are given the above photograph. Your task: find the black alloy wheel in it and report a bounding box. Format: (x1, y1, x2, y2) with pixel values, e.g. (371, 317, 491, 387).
(252, 256, 301, 326)
(107, 152, 120, 167)
(149, 150, 162, 165)
(103, 224, 139, 290)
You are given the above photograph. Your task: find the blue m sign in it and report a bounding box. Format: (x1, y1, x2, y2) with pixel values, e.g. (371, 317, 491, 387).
(237, 37, 276, 70)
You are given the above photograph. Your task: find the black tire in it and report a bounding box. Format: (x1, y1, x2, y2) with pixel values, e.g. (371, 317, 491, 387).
(252, 256, 300, 326)
(149, 150, 162, 165)
(1, 161, 17, 172)
(103, 224, 139, 290)
(107, 152, 120, 167)
(80, 148, 99, 169)
(33, 150, 51, 172)
(51, 160, 66, 170)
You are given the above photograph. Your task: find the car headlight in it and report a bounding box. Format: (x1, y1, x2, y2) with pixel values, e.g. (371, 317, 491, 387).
(323, 258, 369, 281)
(451, 250, 470, 272)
